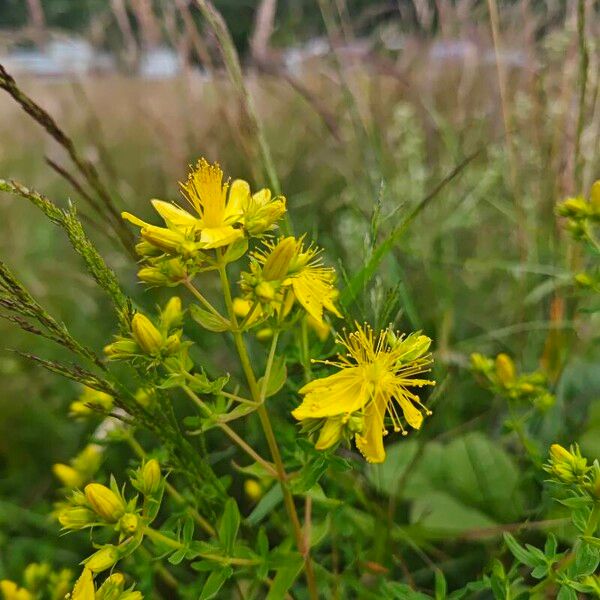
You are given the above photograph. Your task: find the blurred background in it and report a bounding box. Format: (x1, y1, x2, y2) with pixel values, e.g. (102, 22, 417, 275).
(0, 0, 599, 591)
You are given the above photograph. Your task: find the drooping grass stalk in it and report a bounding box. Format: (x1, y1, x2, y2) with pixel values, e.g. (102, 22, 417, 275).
(194, 0, 287, 236)
(0, 65, 135, 256)
(486, 0, 527, 259)
(215, 256, 319, 600)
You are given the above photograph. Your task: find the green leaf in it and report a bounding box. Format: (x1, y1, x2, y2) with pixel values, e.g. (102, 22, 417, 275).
(366, 439, 419, 496)
(182, 516, 194, 544)
(219, 498, 240, 554)
(257, 356, 287, 398)
(266, 556, 304, 600)
(199, 567, 233, 600)
(188, 370, 229, 394)
(434, 570, 447, 600)
(582, 536, 600, 549)
(573, 542, 600, 576)
(545, 533, 558, 557)
(557, 586, 578, 600)
(310, 514, 331, 549)
(190, 304, 231, 332)
(290, 457, 329, 494)
(503, 533, 539, 568)
(168, 548, 187, 565)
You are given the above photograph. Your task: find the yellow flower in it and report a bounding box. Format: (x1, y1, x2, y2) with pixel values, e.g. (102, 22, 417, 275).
(70, 387, 114, 418)
(178, 159, 247, 248)
(292, 323, 435, 463)
(52, 464, 84, 488)
(242, 236, 341, 325)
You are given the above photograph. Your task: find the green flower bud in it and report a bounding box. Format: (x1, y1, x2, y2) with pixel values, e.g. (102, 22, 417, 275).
(255, 281, 276, 302)
(85, 483, 125, 522)
(118, 513, 139, 535)
(315, 418, 344, 450)
(103, 339, 138, 359)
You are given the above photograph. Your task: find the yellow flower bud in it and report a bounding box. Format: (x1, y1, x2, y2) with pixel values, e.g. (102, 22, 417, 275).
(255, 281, 276, 302)
(163, 334, 181, 354)
(256, 328, 274, 342)
(58, 507, 96, 530)
(134, 388, 154, 408)
(546, 443, 590, 483)
(470, 352, 493, 373)
(557, 197, 589, 219)
(161, 297, 183, 330)
(141, 459, 161, 495)
(23, 563, 50, 592)
(262, 237, 296, 280)
(575, 272, 594, 287)
(131, 313, 164, 355)
(495, 353, 516, 385)
(84, 483, 125, 522)
(83, 546, 120, 573)
(118, 513, 139, 535)
(244, 479, 263, 502)
(315, 417, 344, 450)
(135, 240, 162, 257)
(141, 225, 186, 253)
(96, 573, 127, 600)
(52, 464, 84, 489)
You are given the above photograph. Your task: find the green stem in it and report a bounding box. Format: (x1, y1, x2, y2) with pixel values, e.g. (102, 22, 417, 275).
(216, 258, 319, 600)
(180, 383, 277, 477)
(144, 527, 259, 566)
(184, 279, 227, 320)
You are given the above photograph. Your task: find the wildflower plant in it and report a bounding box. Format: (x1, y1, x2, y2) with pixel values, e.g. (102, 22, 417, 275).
(0, 159, 435, 599)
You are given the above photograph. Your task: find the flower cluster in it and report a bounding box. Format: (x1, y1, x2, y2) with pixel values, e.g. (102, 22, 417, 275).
(123, 158, 286, 286)
(293, 324, 435, 462)
(556, 179, 600, 291)
(239, 236, 341, 327)
(104, 297, 186, 365)
(470, 352, 555, 411)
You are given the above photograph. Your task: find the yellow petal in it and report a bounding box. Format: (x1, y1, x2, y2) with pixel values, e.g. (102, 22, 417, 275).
(151, 199, 199, 228)
(355, 397, 387, 463)
(396, 392, 424, 429)
(251, 188, 272, 206)
(200, 226, 244, 249)
(72, 569, 95, 600)
(122, 212, 151, 228)
(226, 179, 250, 220)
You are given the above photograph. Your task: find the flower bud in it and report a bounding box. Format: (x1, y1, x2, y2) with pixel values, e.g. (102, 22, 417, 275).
(141, 225, 186, 253)
(131, 314, 164, 355)
(96, 573, 125, 600)
(135, 240, 162, 257)
(244, 479, 263, 502)
(575, 272, 594, 287)
(546, 443, 589, 483)
(103, 339, 138, 359)
(262, 237, 296, 280)
(495, 353, 516, 385)
(141, 459, 161, 495)
(163, 334, 181, 354)
(137, 267, 170, 286)
(134, 388, 154, 408)
(255, 281, 276, 302)
(256, 327, 274, 342)
(85, 483, 125, 522)
(161, 297, 183, 330)
(470, 352, 493, 373)
(52, 464, 84, 489)
(118, 513, 139, 535)
(58, 506, 96, 530)
(83, 546, 120, 573)
(557, 197, 589, 219)
(315, 418, 344, 450)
